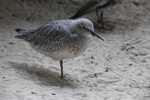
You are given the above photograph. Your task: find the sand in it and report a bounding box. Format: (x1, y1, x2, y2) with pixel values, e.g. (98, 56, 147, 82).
(0, 0, 150, 100)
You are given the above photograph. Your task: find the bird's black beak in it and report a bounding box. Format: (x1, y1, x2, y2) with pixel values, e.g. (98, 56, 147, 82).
(91, 31, 104, 41)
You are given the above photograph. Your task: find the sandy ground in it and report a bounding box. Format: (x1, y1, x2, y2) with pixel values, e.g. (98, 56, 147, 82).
(0, 0, 150, 100)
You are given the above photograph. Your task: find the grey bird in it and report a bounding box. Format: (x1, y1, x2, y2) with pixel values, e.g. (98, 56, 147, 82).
(70, 0, 123, 29)
(15, 18, 104, 79)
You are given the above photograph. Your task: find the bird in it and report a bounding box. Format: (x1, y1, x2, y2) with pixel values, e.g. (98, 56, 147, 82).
(70, 0, 123, 29)
(15, 18, 104, 79)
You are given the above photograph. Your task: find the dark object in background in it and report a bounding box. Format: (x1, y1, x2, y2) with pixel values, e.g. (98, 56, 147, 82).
(70, 0, 123, 29)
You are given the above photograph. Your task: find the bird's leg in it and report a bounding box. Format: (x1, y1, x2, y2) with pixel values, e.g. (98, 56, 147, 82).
(60, 60, 63, 79)
(96, 10, 107, 29)
(100, 11, 105, 28)
(96, 9, 101, 23)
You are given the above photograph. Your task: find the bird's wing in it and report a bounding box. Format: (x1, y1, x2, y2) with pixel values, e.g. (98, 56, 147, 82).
(96, 0, 115, 8)
(86, 0, 112, 11)
(77, 1, 99, 13)
(32, 23, 71, 46)
(70, 0, 99, 18)
(70, 0, 113, 19)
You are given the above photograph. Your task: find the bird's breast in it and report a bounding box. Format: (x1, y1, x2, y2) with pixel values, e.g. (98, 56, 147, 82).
(32, 36, 92, 60)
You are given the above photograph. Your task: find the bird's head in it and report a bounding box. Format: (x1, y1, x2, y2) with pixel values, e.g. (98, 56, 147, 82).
(75, 18, 104, 41)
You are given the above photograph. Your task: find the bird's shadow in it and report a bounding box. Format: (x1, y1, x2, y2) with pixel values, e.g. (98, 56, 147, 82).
(93, 17, 140, 33)
(9, 62, 80, 88)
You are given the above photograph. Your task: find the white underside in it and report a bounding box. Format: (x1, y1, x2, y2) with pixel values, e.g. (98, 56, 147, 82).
(36, 37, 92, 60)
(49, 50, 80, 60)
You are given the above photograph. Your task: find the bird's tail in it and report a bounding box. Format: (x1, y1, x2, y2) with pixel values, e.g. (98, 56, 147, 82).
(15, 28, 26, 39)
(15, 28, 35, 41)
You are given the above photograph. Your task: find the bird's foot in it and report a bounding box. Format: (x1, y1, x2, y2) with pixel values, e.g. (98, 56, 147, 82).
(100, 26, 108, 30)
(100, 26, 113, 31)
(97, 20, 113, 30)
(60, 76, 64, 79)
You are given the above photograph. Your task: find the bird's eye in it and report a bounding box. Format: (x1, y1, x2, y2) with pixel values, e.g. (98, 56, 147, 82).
(82, 26, 86, 29)
(39, 33, 42, 36)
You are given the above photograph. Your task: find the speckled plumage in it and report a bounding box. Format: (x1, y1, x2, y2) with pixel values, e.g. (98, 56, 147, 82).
(15, 18, 104, 78)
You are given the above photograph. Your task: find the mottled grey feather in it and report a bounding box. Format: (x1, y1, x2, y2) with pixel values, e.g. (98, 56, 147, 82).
(15, 18, 100, 60)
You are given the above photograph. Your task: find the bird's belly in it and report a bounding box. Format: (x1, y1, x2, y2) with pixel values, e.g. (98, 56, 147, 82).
(49, 50, 81, 60)
(32, 36, 92, 60)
